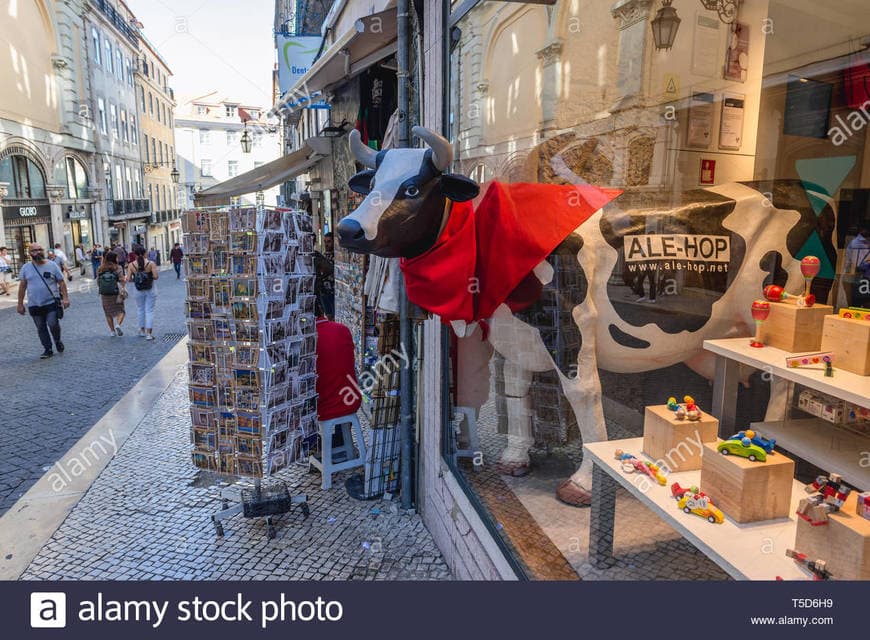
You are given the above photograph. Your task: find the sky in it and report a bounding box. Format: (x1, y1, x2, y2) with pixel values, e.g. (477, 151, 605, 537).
(125, 0, 277, 108)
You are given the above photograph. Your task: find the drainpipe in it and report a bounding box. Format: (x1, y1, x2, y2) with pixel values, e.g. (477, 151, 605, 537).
(397, 0, 412, 510)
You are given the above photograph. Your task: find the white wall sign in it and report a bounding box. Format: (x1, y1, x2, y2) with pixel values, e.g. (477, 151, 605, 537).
(691, 14, 720, 78)
(719, 93, 745, 150)
(276, 36, 321, 94)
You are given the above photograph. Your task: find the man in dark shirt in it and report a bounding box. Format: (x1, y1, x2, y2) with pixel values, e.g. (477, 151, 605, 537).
(170, 242, 184, 279)
(113, 243, 127, 268)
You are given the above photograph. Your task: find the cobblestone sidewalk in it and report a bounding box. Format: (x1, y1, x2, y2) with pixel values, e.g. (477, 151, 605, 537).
(21, 365, 451, 581)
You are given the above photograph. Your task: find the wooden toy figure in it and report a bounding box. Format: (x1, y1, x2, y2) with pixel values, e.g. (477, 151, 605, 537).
(796, 473, 852, 525)
(750, 300, 770, 348)
(683, 395, 700, 421)
(798, 255, 821, 307)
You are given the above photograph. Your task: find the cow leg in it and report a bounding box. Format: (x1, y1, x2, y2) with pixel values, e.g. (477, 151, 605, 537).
(496, 359, 535, 477)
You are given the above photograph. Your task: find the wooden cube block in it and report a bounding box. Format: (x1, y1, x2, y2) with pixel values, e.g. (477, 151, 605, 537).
(794, 492, 870, 580)
(757, 302, 833, 352)
(699, 441, 795, 523)
(642, 405, 719, 472)
(820, 315, 870, 376)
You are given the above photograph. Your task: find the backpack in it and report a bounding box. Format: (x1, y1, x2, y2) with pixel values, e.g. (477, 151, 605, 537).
(98, 270, 119, 296)
(132, 262, 153, 291)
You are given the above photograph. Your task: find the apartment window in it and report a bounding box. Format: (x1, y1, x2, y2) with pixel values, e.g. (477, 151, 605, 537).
(151, 138, 156, 164)
(125, 166, 132, 199)
(156, 185, 161, 212)
(126, 56, 133, 86)
(199, 129, 211, 145)
(201, 159, 212, 177)
(134, 170, 141, 198)
(140, 86, 146, 111)
(130, 115, 138, 145)
(156, 100, 161, 124)
(149, 93, 153, 117)
(110, 103, 118, 137)
(91, 28, 101, 65)
(196, 104, 207, 115)
(252, 131, 263, 148)
(226, 130, 238, 146)
(249, 110, 259, 120)
(162, 185, 167, 212)
(116, 49, 123, 80)
(105, 40, 113, 73)
(225, 104, 237, 118)
(114, 164, 123, 199)
(162, 103, 167, 124)
(120, 109, 128, 142)
(97, 98, 107, 135)
(159, 141, 164, 165)
(227, 160, 239, 177)
(143, 134, 149, 162)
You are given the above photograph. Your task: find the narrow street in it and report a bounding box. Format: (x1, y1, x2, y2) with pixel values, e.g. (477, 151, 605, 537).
(0, 267, 188, 513)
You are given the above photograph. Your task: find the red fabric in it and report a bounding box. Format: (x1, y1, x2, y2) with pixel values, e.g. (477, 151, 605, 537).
(315, 317, 362, 420)
(400, 182, 622, 324)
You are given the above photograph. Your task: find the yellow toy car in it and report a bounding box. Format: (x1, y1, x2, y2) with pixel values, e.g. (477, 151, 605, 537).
(677, 492, 725, 524)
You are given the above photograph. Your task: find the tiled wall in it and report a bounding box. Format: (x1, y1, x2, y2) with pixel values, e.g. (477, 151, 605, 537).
(417, 0, 517, 581)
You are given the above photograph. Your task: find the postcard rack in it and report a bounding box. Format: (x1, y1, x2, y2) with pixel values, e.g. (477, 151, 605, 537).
(182, 205, 317, 537)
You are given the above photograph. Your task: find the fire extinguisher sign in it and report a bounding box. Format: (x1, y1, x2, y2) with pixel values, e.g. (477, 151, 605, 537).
(699, 159, 716, 185)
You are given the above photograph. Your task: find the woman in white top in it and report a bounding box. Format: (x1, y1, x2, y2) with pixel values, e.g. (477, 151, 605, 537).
(127, 245, 159, 340)
(0, 247, 11, 295)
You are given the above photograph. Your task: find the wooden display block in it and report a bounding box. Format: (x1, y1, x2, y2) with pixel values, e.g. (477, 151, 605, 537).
(757, 302, 833, 353)
(794, 492, 870, 580)
(642, 405, 719, 472)
(820, 315, 870, 376)
(699, 441, 795, 523)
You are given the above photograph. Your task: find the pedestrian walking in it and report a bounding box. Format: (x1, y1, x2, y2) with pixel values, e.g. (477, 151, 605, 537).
(0, 246, 12, 295)
(97, 251, 127, 336)
(75, 244, 86, 276)
(16, 243, 70, 359)
(127, 245, 159, 340)
(88, 244, 104, 279)
(170, 242, 184, 279)
(147, 246, 158, 263)
(113, 243, 127, 268)
(47, 249, 73, 282)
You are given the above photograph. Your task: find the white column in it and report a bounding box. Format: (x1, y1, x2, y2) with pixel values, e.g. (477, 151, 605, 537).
(47, 186, 66, 247)
(610, 0, 654, 112)
(536, 39, 563, 137)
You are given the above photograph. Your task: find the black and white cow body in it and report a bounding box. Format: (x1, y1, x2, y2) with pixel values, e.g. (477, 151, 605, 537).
(338, 127, 827, 506)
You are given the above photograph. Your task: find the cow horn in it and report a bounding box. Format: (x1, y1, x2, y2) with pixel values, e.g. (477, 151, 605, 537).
(412, 125, 452, 172)
(348, 129, 378, 169)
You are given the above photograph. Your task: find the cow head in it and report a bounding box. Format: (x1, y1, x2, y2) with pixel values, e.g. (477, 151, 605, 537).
(337, 126, 480, 258)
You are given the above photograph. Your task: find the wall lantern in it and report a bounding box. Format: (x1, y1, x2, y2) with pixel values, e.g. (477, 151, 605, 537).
(651, 0, 681, 51)
(240, 124, 252, 154)
(170, 165, 180, 184)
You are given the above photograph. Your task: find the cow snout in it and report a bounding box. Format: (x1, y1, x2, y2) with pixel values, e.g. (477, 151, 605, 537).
(337, 218, 366, 248)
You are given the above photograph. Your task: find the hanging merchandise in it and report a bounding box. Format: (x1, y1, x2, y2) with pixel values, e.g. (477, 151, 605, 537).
(183, 205, 318, 478)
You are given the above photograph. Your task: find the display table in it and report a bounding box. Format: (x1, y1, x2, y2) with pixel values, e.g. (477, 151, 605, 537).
(584, 437, 810, 580)
(704, 337, 870, 435)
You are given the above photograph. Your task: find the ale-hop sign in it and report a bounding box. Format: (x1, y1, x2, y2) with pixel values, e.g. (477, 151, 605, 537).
(624, 234, 731, 274)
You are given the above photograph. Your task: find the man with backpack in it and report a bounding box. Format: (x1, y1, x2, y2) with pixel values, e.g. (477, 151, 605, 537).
(127, 245, 159, 340)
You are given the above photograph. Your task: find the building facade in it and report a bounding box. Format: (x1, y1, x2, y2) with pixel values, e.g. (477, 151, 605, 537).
(0, 0, 99, 273)
(83, 0, 150, 250)
(136, 34, 179, 258)
(176, 93, 281, 209)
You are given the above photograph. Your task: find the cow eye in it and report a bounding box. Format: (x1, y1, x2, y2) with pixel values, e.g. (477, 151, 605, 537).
(405, 185, 420, 198)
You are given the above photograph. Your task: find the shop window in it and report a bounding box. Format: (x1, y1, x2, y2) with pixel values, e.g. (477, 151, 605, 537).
(0, 155, 46, 199)
(65, 157, 88, 199)
(438, 0, 870, 581)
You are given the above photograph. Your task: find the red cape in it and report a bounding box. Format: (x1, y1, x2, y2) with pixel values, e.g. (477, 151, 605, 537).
(400, 182, 622, 323)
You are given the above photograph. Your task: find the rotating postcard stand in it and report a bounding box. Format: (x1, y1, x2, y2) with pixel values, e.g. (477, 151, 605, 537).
(183, 205, 317, 538)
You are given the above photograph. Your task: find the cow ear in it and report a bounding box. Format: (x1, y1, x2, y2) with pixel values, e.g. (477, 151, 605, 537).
(348, 169, 376, 195)
(440, 173, 480, 202)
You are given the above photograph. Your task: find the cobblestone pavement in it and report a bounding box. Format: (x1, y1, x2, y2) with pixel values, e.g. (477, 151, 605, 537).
(0, 268, 188, 514)
(21, 368, 451, 581)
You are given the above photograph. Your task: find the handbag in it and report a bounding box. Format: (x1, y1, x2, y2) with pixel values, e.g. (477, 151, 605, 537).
(33, 264, 65, 319)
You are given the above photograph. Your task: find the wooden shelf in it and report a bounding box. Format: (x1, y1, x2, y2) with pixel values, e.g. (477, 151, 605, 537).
(585, 437, 812, 581)
(751, 418, 870, 490)
(704, 337, 870, 409)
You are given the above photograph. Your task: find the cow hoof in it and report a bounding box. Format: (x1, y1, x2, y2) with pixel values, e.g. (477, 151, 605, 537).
(496, 461, 530, 477)
(556, 479, 592, 507)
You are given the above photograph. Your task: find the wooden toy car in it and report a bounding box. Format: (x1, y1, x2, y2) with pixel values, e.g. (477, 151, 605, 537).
(677, 492, 725, 524)
(726, 429, 775, 453)
(717, 431, 769, 462)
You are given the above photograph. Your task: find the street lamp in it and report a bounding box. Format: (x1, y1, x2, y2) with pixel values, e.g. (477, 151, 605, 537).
(240, 124, 252, 154)
(651, 0, 681, 51)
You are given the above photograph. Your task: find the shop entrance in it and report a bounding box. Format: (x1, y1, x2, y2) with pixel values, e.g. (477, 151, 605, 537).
(4, 223, 51, 274)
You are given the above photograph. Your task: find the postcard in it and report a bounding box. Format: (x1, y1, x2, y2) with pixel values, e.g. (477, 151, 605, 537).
(191, 451, 216, 470)
(188, 342, 213, 365)
(232, 301, 258, 322)
(233, 368, 261, 388)
(209, 211, 229, 241)
(234, 387, 262, 412)
(212, 317, 232, 340)
(189, 385, 216, 407)
(236, 411, 262, 436)
(237, 435, 263, 458)
(187, 300, 211, 320)
(233, 343, 260, 368)
(217, 453, 234, 475)
(217, 437, 234, 455)
(230, 207, 256, 231)
(232, 277, 258, 299)
(235, 456, 262, 477)
(182, 210, 209, 234)
(234, 321, 260, 343)
(216, 412, 236, 437)
(260, 208, 283, 232)
(260, 253, 285, 277)
(189, 363, 216, 386)
(190, 406, 215, 428)
(186, 278, 209, 300)
(187, 320, 215, 343)
(231, 254, 257, 276)
(230, 230, 257, 253)
(259, 231, 284, 254)
(186, 255, 211, 276)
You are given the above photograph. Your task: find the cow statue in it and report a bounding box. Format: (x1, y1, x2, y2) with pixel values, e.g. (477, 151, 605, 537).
(337, 125, 828, 506)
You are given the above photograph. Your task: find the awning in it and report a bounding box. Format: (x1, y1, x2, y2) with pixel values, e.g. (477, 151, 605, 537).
(195, 141, 324, 203)
(271, 8, 397, 115)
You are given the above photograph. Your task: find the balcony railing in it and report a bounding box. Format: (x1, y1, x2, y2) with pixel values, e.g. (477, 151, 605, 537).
(93, 0, 138, 45)
(110, 199, 150, 216)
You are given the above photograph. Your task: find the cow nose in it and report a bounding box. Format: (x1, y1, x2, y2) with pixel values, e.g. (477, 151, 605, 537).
(337, 218, 365, 246)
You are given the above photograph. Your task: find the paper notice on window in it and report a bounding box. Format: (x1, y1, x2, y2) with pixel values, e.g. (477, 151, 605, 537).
(719, 93, 745, 150)
(687, 92, 715, 148)
(691, 14, 720, 78)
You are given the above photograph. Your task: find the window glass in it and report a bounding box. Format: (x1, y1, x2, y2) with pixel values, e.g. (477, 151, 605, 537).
(441, 0, 870, 581)
(91, 28, 101, 65)
(65, 157, 88, 199)
(109, 103, 118, 137)
(97, 98, 107, 135)
(25, 157, 45, 198)
(200, 129, 211, 145)
(0, 156, 43, 198)
(228, 160, 238, 177)
(143, 134, 150, 162)
(105, 40, 112, 73)
(201, 159, 212, 176)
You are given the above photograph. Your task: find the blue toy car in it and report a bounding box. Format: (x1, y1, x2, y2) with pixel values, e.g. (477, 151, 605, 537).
(727, 429, 775, 454)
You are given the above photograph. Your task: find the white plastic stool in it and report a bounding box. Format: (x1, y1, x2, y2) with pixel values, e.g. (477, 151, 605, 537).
(310, 413, 367, 489)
